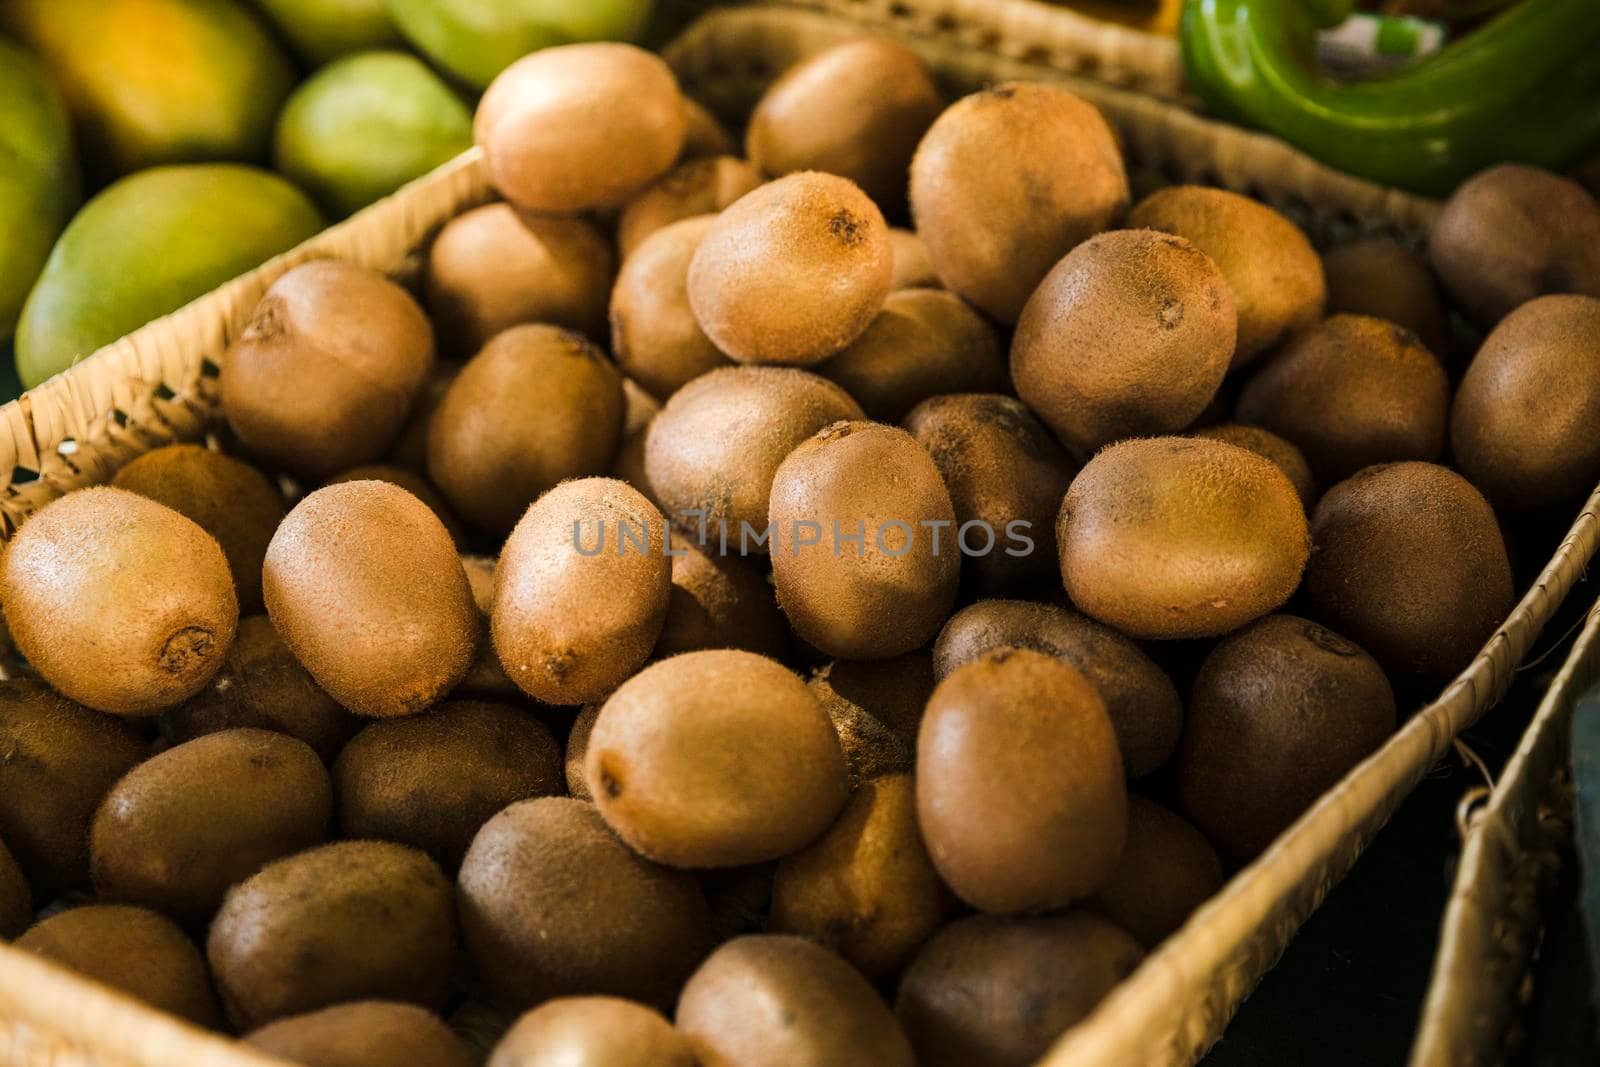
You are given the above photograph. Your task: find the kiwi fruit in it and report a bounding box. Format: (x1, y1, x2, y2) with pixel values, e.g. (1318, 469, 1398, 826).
(889, 228, 939, 290)
(612, 379, 663, 505)
(1450, 294, 1600, 512)
(654, 535, 788, 660)
(617, 155, 764, 260)
(489, 997, 695, 1067)
(424, 204, 614, 353)
(1192, 424, 1316, 509)
(90, 728, 332, 924)
(221, 259, 436, 479)
(918, 648, 1126, 914)
(932, 600, 1183, 779)
(1428, 163, 1600, 326)
(1236, 313, 1449, 484)
(208, 840, 456, 1028)
(492, 478, 671, 705)
(1306, 462, 1514, 687)
(247, 1002, 475, 1067)
(0, 840, 29, 938)
(609, 214, 735, 401)
(325, 463, 465, 546)
(1322, 238, 1447, 353)
(746, 38, 942, 213)
(17, 904, 221, 1026)
(682, 98, 737, 159)
(1177, 614, 1397, 862)
(677, 935, 916, 1067)
(1128, 186, 1326, 367)
(1057, 437, 1310, 639)
(1012, 229, 1236, 454)
(565, 704, 600, 801)
(816, 288, 1006, 421)
(335, 700, 564, 871)
(904, 393, 1076, 594)
(768, 421, 960, 659)
(806, 653, 932, 789)
(457, 796, 711, 1011)
(110, 443, 286, 614)
(265, 480, 477, 717)
(585, 650, 848, 868)
(909, 82, 1128, 323)
(0, 487, 238, 715)
(896, 912, 1143, 1067)
(476, 43, 686, 213)
(1088, 796, 1225, 946)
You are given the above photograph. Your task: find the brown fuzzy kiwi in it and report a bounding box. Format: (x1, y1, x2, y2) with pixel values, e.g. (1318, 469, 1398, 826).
(745, 38, 942, 213)
(1088, 796, 1224, 946)
(0, 487, 238, 715)
(1057, 437, 1310, 639)
(476, 43, 686, 213)
(609, 215, 734, 401)
(1192, 424, 1316, 509)
(18, 905, 221, 1027)
(335, 700, 563, 871)
(1177, 614, 1396, 862)
(612, 378, 663, 505)
(816, 288, 1006, 421)
(903, 393, 1077, 594)
(653, 536, 788, 660)
(248, 1002, 475, 1067)
(1128, 186, 1325, 368)
(932, 600, 1183, 779)
(1236, 313, 1449, 484)
(265, 480, 477, 718)
(909, 82, 1128, 323)
(208, 840, 456, 1028)
(457, 797, 711, 1011)
(1322, 238, 1447, 352)
(490, 997, 694, 1067)
(325, 463, 465, 546)
(585, 650, 848, 868)
(90, 728, 332, 924)
(918, 648, 1127, 914)
(1451, 294, 1600, 512)
(688, 172, 893, 365)
(1306, 462, 1513, 687)
(110, 443, 286, 614)
(682, 99, 736, 159)
(677, 935, 915, 1067)
(771, 774, 955, 979)
(616, 155, 764, 261)
(896, 912, 1143, 1067)
(492, 478, 671, 705)
(1012, 229, 1236, 454)
(644, 366, 863, 543)
(768, 421, 959, 659)
(889, 228, 939, 290)
(0, 840, 28, 937)
(565, 704, 600, 800)
(807, 653, 932, 789)
(1428, 163, 1600, 326)
(221, 259, 435, 479)
(427, 324, 625, 534)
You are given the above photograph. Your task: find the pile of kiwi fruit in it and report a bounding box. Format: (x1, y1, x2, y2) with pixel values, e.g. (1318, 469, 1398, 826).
(2, 32, 1597, 1067)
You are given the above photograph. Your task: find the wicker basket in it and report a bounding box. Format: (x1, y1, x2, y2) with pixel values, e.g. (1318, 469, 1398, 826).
(0, 5, 1594, 1066)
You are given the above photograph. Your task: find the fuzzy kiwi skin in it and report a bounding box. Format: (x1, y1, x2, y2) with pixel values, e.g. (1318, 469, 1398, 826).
(247, 1002, 474, 1067)
(1, 840, 33, 938)
(817, 288, 1006, 421)
(609, 215, 734, 402)
(1192, 424, 1316, 509)
(111, 444, 286, 614)
(1088, 796, 1224, 947)
(653, 536, 788, 661)
(807, 653, 932, 789)
(326, 463, 465, 546)
(688, 171, 893, 366)
(903, 393, 1077, 594)
(265, 480, 477, 718)
(1451, 294, 1600, 513)
(1177, 615, 1396, 863)
(389, 362, 457, 475)
(492, 478, 670, 706)
(335, 700, 563, 872)
(1306, 462, 1513, 688)
(18, 905, 221, 1027)
(889, 228, 940, 289)
(896, 912, 1143, 1067)
(1058, 437, 1310, 640)
(489, 997, 695, 1067)
(910, 82, 1128, 323)
(208, 840, 456, 1029)
(677, 935, 916, 1067)
(1128, 186, 1325, 368)
(425, 204, 614, 354)
(221, 259, 435, 479)
(1013, 229, 1236, 454)
(458, 797, 711, 1012)
(0, 487, 238, 715)
(617, 155, 764, 260)
(933, 600, 1183, 779)
(1322, 238, 1447, 353)
(565, 704, 600, 800)
(1236, 314, 1449, 485)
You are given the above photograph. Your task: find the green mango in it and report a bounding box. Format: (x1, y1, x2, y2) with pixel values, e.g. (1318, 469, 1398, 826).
(15, 165, 324, 389)
(253, 0, 404, 65)
(274, 51, 473, 217)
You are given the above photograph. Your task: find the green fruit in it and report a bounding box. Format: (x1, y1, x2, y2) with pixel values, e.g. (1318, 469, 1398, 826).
(274, 52, 473, 218)
(255, 0, 403, 64)
(16, 164, 324, 388)
(389, 0, 656, 89)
